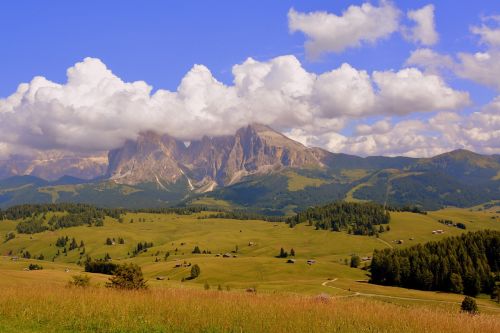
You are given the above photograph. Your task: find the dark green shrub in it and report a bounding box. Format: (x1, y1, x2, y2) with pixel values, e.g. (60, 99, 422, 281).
(106, 263, 147, 290)
(68, 274, 91, 287)
(461, 296, 478, 314)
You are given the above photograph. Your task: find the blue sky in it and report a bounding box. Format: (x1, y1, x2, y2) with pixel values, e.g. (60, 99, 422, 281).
(1, 1, 497, 95)
(0, 1, 499, 157)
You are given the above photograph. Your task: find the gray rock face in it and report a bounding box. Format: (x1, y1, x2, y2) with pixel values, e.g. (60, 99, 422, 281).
(106, 124, 324, 189)
(0, 124, 326, 189)
(106, 132, 185, 187)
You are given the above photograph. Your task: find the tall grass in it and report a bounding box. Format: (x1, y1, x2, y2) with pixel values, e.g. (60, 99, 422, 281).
(0, 284, 498, 333)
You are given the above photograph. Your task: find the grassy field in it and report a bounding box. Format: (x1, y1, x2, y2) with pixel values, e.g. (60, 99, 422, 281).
(0, 207, 499, 331)
(0, 284, 498, 333)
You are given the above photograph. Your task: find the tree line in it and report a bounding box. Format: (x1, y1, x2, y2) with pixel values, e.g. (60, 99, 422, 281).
(0, 203, 124, 220)
(200, 211, 286, 222)
(370, 230, 500, 297)
(385, 205, 427, 215)
(286, 201, 390, 236)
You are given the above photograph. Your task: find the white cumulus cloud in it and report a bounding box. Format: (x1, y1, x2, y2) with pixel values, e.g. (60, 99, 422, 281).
(403, 4, 439, 46)
(373, 68, 469, 115)
(455, 51, 500, 91)
(288, 1, 400, 58)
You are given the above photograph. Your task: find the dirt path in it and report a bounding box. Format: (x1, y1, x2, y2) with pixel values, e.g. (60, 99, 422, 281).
(376, 238, 393, 248)
(321, 280, 500, 311)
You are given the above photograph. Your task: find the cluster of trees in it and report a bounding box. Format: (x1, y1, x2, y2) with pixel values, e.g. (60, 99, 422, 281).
(192, 246, 211, 254)
(105, 237, 125, 245)
(287, 202, 390, 236)
(81, 261, 147, 290)
(16, 219, 48, 234)
(46, 211, 105, 229)
(132, 241, 154, 256)
(84, 257, 118, 275)
(21, 250, 32, 259)
(438, 219, 466, 230)
(56, 236, 83, 250)
(19, 250, 44, 260)
(370, 230, 500, 297)
(28, 263, 43, 270)
(277, 248, 295, 258)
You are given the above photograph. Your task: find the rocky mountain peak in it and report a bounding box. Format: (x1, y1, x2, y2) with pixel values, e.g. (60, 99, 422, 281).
(105, 125, 324, 189)
(106, 132, 184, 186)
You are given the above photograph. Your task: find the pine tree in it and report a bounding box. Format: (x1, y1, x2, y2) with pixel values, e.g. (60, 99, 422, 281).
(464, 272, 481, 297)
(69, 238, 78, 250)
(449, 273, 464, 293)
(190, 264, 201, 279)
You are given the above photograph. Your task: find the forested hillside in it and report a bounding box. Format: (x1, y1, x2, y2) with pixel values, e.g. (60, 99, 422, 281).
(370, 230, 500, 296)
(287, 201, 390, 236)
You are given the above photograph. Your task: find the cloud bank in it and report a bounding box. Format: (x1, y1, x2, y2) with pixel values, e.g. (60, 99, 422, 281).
(288, 103, 500, 157)
(0, 56, 470, 158)
(1, 4, 499, 159)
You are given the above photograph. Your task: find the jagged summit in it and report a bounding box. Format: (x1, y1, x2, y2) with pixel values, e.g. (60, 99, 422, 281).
(105, 124, 324, 189)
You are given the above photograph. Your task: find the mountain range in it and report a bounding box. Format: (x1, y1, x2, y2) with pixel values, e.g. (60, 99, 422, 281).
(0, 124, 499, 213)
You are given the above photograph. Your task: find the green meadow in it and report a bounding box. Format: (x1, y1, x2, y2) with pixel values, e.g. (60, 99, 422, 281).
(0, 205, 499, 332)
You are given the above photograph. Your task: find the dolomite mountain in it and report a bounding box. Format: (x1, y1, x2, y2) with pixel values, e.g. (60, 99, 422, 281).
(0, 153, 108, 181)
(106, 124, 325, 191)
(0, 124, 499, 211)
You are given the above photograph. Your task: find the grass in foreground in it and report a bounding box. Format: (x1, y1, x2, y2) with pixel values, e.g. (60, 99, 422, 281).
(0, 284, 498, 333)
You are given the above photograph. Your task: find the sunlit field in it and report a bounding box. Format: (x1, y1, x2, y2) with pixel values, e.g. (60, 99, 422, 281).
(0, 207, 499, 332)
(0, 284, 499, 333)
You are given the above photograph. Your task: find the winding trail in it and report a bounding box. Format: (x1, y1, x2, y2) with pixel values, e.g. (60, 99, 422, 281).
(321, 280, 500, 311)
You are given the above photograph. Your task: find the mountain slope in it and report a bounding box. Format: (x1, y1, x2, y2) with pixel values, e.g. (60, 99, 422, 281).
(0, 125, 498, 212)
